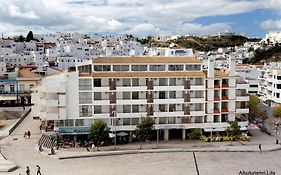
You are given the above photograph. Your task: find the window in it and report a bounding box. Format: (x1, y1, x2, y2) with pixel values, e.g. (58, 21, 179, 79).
(94, 92, 101, 100)
(123, 92, 131, 100)
(132, 105, 139, 113)
(79, 79, 92, 90)
(249, 85, 258, 87)
(10, 85, 15, 93)
(0, 85, 4, 93)
(132, 78, 139, 86)
(149, 65, 165, 71)
(168, 65, 184, 71)
(277, 84, 281, 89)
(277, 76, 281, 80)
(122, 79, 131, 87)
(93, 79, 101, 87)
(195, 78, 203, 85)
(169, 78, 176, 86)
(123, 118, 131, 125)
(169, 104, 176, 112)
(186, 64, 201, 71)
(131, 65, 147, 71)
(159, 104, 166, 112)
(277, 93, 280, 98)
(80, 105, 92, 117)
(132, 118, 139, 125)
(123, 105, 131, 113)
(94, 65, 111, 71)
(159, 78, 168, 86)
(94, 105, 102, 114)
(113, 65, 129, 71)
(79, 92, 92, 104)
(132, 92, 139, 99)
(169, 91, 176, 99)
(159, 91, 166, 99)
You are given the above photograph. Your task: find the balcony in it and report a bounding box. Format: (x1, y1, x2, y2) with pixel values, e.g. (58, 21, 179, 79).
(222, 95, 229, 100)
(45, 99, 58, 106)
(221, 108, 228, 113)
(214, 109, 220, 113)
(214, 84, 220, 88)
(222, 83, 229, 88)
(214, 97, 220, 101)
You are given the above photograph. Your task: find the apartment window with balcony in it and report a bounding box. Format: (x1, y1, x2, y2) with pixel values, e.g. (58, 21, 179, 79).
(277, 76, 281, 80)
(94, 65, 111, 71)
(132, 92, 139, 100)
(93, 79, 101, 87)
(169, 91, 176, 99)
(277, 93, 280, 98)
(94, 92, 101, 100)
(75, 119, 84, 126)
(169, 78, 176, 86)
(277, 84, 281, 89)
(149, 65, 165, 71)
(221, 114, 228, 122)
(186, 64, 201, 71)
(159, 91, 166, 99)
(122, 79, 131, 87)
(195, 91, 204, 98)
(132, 118, 139, 125)
(65, 120, 74, 127)
(123, 105, 131, 113)
(79, 79, 92, 90)
(113, 65, 129, 71)
(123, 92, 131, 100)
(132, 78, 139, 86)
(131, 65, 147, 71)
(132, 105, 139, 113)
(168, 65, 184, 71)
(78, 65, 92, 73)
(79, 105, 92, 117)
(94, 105, 102, 114)
(168, 117, 175, 124)
(169, 104, 176, 112)
(159, 104, 166, 112)
(195, 78, 203, 85)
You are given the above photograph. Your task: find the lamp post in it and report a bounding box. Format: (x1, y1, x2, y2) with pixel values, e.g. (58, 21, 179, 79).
(112, 110, 117, 150)
(209, 121, 213, 145)
(274, 121, 279, 145)
(154, 110, 160, 148)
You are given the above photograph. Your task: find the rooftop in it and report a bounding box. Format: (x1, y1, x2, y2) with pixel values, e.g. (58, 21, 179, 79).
(18, 70, 43, 78)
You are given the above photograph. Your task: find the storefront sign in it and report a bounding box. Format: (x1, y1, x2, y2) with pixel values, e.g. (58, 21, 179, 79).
(59, 127, 90, 134)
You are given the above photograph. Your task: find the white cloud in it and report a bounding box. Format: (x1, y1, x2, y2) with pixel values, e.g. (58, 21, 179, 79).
(260, 19, 281, 31)
(0, 0, 279, 36)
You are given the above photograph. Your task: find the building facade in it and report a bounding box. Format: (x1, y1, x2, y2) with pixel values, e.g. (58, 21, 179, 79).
(32, 57, 249, 140)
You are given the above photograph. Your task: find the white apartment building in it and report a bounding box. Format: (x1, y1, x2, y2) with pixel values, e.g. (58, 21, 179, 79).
(258, 62, 281, 106)
(262, 32, 281, 44)
(32, 56, 249, 141)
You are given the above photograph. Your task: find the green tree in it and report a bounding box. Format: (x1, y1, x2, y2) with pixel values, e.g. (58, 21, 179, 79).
(273, 105, 281, 118)
(134, 116, 155, 149)
(249, 95, 260, 117)
(225, 121, 241, 145)
(258, 110, 268, 129)
(188, 128, 202, 146)
(26, 31, 34, 42)
(88, 120, 110, 151)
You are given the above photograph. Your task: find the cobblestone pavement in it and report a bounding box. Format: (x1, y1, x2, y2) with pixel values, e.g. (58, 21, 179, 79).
(1, 113, 281, 175)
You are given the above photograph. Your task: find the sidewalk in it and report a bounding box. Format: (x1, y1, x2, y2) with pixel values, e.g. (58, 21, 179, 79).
(40, 142, 281, 160)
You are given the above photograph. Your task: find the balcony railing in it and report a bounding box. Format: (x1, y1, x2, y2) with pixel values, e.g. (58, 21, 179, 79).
(222, 96, 229, 100)
(214, 84, 220, 88)
(214, 97, 220, 101)
(214, 109, 220, 113)
(221, 108, 228, 112)
(222, 83, 229, 88)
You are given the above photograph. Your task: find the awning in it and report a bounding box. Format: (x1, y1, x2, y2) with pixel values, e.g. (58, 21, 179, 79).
(204, 128, 226, 132)
(0, 95, 17, 101)
(117, 132, 128, 137)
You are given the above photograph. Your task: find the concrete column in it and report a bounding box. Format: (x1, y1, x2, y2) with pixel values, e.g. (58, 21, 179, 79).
(182, 129, 186, 140)
(164, 129, 169, 141)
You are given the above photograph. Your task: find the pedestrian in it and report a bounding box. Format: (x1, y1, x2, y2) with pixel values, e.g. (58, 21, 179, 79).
(26, 166, 30, 175)
(27, 131, 31, 139)
(258, 144, 262, 152)
(91, 143, 95, 151)
(36, 165, 42, 175)
(23, 132, 27, 139)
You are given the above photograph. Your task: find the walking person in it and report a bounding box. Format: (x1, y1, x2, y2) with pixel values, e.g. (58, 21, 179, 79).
(26, 166, 30, 175)
(36, 165, 42, 175)
(23, 132, 27, 139)
(27, 131, 31, 139)
(258, 144, 262, 152)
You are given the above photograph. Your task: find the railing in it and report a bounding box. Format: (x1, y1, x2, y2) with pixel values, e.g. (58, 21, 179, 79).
(9, 108, 31, 135)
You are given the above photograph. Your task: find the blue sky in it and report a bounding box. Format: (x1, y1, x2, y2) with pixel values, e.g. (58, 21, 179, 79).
(0, 0, 281, 38)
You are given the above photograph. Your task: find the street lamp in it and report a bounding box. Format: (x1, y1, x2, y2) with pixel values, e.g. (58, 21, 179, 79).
(112, 110, 117, 150)
(209, 121, 213, 145)
(154, 109, 161, 148)
(274, 121, 279, 145)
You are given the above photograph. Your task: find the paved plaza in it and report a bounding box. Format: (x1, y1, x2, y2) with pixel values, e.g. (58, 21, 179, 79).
(0, 112, 281, 175)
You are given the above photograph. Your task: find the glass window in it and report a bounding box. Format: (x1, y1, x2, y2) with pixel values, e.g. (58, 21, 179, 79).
(168, 65, 184, 71)
(159, 78, 168, 86)
(123, 105, 131, 113)
(79, 92, 92, 104)
(0, 85, 4, 92)
(94, 105, 102, 114)
(169, 78, 176, 86)
(122, 79, 131, 87)
(131, 65, 147, 71)
(93, 79, 101, 87)
(79, 105, 92, 117)
(132, 92, 139, 100)
(159, 91, 166, 99)
(123, 92, 131, 100)
(149, 65, 165, 71)
(10, 85, 15, 93)
(132, 78, 139, 86)
(94, 65, 111, 71)
(79, 79, 92, 90)
(132, 105, 139, 113)
(113, 65, 129, 71)
(123, 118, 131, 125)
(132, 118, 139, 125)
(169, 91, 176, 99)
(169, 104, 176, 112)
(94, 92, 101, 100)
(159, 104, 166, 112)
